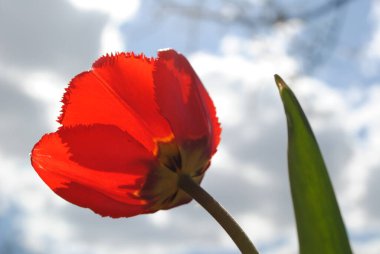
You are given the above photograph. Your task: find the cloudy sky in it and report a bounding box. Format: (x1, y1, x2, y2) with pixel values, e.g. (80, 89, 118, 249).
(1, 0, 379, 253)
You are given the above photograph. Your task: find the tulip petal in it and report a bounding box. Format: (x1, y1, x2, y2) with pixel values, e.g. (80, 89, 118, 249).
(31, 124, 159, 217)
(154, 49, 221, 155)
(195, 78, 221, 155)
(59, 53, 173, 152)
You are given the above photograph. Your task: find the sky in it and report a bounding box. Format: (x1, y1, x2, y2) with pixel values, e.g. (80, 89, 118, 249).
(0, 0, 379, 253)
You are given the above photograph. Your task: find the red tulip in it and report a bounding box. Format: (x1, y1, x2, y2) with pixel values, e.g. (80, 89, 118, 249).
(31, 49, 221, 218)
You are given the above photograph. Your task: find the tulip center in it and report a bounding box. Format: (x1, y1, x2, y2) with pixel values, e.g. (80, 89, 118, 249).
(139, 139, 209, 211)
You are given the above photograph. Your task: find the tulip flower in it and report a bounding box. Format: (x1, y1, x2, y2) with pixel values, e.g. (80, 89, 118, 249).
(31, 49, 257, 253)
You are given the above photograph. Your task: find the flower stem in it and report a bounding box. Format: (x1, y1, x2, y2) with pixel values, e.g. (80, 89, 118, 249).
(178, 174, 259, 254)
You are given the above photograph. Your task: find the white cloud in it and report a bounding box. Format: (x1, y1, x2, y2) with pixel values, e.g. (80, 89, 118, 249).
(68, 0, 140, 23)
(100, 23, 126, 54)
(0, 0, 107, 77)
(67, 0, 141, 54)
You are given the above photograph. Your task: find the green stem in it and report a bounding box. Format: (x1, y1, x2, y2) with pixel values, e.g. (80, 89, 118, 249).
(178, 174, 259, 254)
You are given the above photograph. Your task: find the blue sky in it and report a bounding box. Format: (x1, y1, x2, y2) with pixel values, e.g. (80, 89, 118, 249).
(0, 0, 379, 253)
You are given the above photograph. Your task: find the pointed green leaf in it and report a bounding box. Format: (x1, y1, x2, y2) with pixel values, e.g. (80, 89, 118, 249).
(274, 74, 352, 254)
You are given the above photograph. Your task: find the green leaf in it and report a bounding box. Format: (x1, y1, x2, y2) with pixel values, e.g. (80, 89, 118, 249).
(274, 75, 352, 254)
